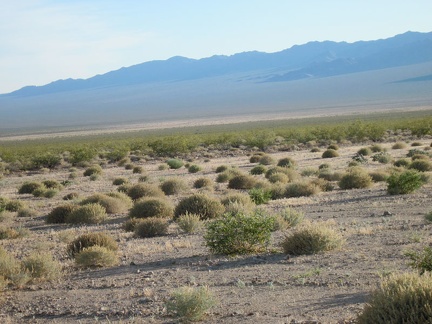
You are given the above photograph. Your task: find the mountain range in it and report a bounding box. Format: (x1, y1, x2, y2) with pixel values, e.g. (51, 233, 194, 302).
(1, 31, 432, 131)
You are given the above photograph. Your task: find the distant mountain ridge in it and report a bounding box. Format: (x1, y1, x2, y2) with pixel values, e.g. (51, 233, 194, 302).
(3, 31, 432, 97)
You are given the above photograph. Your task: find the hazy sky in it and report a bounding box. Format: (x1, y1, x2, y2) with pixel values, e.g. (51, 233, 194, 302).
(1, 0, 431, 94)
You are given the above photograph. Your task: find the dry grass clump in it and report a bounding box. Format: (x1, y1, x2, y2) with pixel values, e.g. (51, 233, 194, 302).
(132, 166, 144, 174)
(327, 144, 339, 150)
(250, 164, 267, 175)
(357, 147, 372, 156)
(277, 157, 296, 168)
(18, 181, 44, 194)
(83, 164, 103, 177)
(122, 218, 144, 232)
(265, 166, 300, 182)
(193, 177, 213, 189)
(228, 174, 257, 189)
(188, 164, 202, 173)
(393, 158, 411, 168)
(285, 181, 321, 198)
(46, 204, 78, 224)
(160, 178, 188, 195)
(67, 232, 118, 257)
(411, 141, 423, 147)
(215, 165, 229, 173)
(338, 167, 373, 189)
(0, 226, 27, 240)
(176, 213, 203, 234)
(411, 154, 429, 161)
(65, 203, 107, 224)
(17, 208, 37, 218)
(75, 246, 119, 268)
(392, 142, 407, 149)
(129, 197, 174, 219)
(258, 154, 275, 165)
(310, 178, 334, 192)
(370, 144, 385, 152)
(134, 217, 169, 238)
(221, 192, 254, 208)
(80, 193, 130, 214)
(268, 172, 289, 184)
(105, 191, 133, 206)
(63, 192, 80, 200)
(372, 152, 392, 164)
(22, 253, 62, 282)
(127, 183, 165, 200)
(273, 207, 304, 230)
(409, 159, 432, 172)
(249, 154, 263, 163)
(322, 149, 339, 158)
(42, 180, 63, 190)
(112, 177, 129, 186)
(175, 194, 224, 220)
(0, 247, 27, 287)
(216, 168, 242, 183)
(4, 199, 26, 212)
(357, 272, 432, 324)
(281, 221, 344, 255)
(369, 170, 390, 182)
(166, 286, 216, 322)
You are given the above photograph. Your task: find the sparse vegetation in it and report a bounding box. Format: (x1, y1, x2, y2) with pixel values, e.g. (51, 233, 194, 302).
(175, 194, 225, 220)
(387, 170, 424, 195)
(134, 217, 169, 238)
(65, 203, 107, 224)
(67, 232, 118, 257)
(75, 246, 119, 268)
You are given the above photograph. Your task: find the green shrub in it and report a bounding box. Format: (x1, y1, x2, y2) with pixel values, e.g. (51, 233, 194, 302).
(127, 183, 165, 200)
(215, 165, 229, 173)
(204, 211, 274, 255)
(392, 142, 407, 149)
(193, 177, 213, 189)
(372, 152, 392, 164)
(75, 246, 119, 268)
(17, 208, 37, 218)
(134, 217, 169, 238)
(221, 192, 254, 207)
(322, 149, 339, 158)
(67, 232, 118, 257)
(175, 194, 224, 220)
(310, 147, 320, 152)
(369, 170, 390, 182)
(357, 147, 372, 156)
(327, 144, 339, 150)
(248, 188, 272, 205)
(44, 189, 59, 198)
(285, 181, 321, 198)
(0, 247, 29, 287)
(250, 165, 267, 175)
(310, 178, 334, 192)
(80, 193, 130, 214)
(112, 177, 129, 186)
(5, 200, 26, 212)
(406, 247, 432, 274)
(65, 203, 107, 224)
(18, 181, 44, 194)
(265, 167, 299, 182)
(409, 160, 432, 172)
(176, 213, 203, 234)
(132, 166, 144, 174)
(22, 253, 62, 282)
(129, 197, 174, 219)
(46, 204, 77, 224)
(166, 159, 184, 169)
(249, 154, 262, 163)
(32, 186, 47, 197)
(166, 286, 216, 322)
(407, 149, 429, 157)
(425, 211, 432, 223)
(42, 180, 63, 190)
(0, 227, 21, 240)
(338, 167, 372, 189)
(411, 154, 429, 161)
(188, 164, 202, 173)
(357, 272, 432, 324)
(268, 172, 289, 184)
(387, 170, 424, 195)
(83, 164, 103, 177)
(228, 174, 257, 190)
(122, 218, 144, 232)
(259, 154, 275, 165)
(393, 159, 410, 168)
(281, 221, 343, 255)
(277, 157, 296, 168)
(124, 163, 134, 170)
(117, 183, 131, 193)
(160, 178, 188, 195)
(216, 169, 241, 183)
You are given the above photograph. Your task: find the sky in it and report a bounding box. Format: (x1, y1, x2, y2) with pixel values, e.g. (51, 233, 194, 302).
(1, 0, 431, 94)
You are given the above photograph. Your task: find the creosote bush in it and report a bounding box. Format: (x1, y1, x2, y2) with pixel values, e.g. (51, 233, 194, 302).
(67, 232, 118, 258)
(134, 217, 169, 238)
(338, 167, 372, 190)
(75, 246, 119, 268)
(204, 211, 275, 255)
(42, 180, 63, 190)
(65, 203, 107, 224)
(327, 144, 339, 150)
(357, 272, 432, 324)
(281, 221, 344, 255)
(387, 170, 424, 195)
(132, 166, 144, 174)
(160, 178, 188, 195)
(175, 194, 224, 220)
(322, 149, 339, 158)
(129, 197, 174, 219)
(215, 165, 229, 173)
(393, 159, 410, 168)
(166, 286, 216, 322)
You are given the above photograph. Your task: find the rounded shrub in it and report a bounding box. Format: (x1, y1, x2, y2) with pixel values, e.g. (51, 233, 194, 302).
(44, 189, 59, 198)
(265, 167, 298, 181)
(285, 181, 321, 198)
(268, 172, 289, 184)
(411, 141, 423, 147)
(83, 165, 103, 177)
(129, 197, 174, 219)
(228, 174, 257, 190)
(22, 253, 62, 282)
(357, 147, 372, 156)
(322, 149, 339, 158)
(65, 203, 107, 224)
(134, 217, 169, 238)
(215, 165, 229, 173)
(80, 193, 130, 214)
(188, 164, 202, 173)
(127, 183, 165, 200)
(275, 207, 304, 229)
(160, 178, 188, 195)
(338, 167, 372, 190)
(249, 154, 262, 163)
(175, 194, 224, 220)
(277, 157, 296, 168)
(411, 154, 429, 161)
(67, 232, 118, 257)
(406, 246, 432, 274)
(327, 144, 339, 150)
(372, 152, 392, 164)
(409, 160, 432, 172)
(124, 163, 135, 170)
(393, 159, 410, 168)
(216, 169, 241, 183)
(132, 166, 144, 174)
(248, 188, 272, 205)
(221, 192, 254, 208)
(17, 208, 37, 218)
(392, 142, 407, 149)
(5, 200, 26, 212)
(18, 182, 44, 194)
(369, 170, 390, 182)
(258, 154, 275, 165)
(281, 221, 344, 255)
(370, 144, 385, 152)
(250, 165, 267, 175)
(75, 246, 119, 268)
(193, 177, 213, 189)
(387, 170, 424, 195)
(176, 213, 203, 234)
(166, 159, 184, 169)
(357, 272, 432, 324)
(42, 180, 63, 190)
(204, 211, 274, 255)
(112, 177, 128, 186)
(122, 218, 144, 232)
(46, 204, 78, 224)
